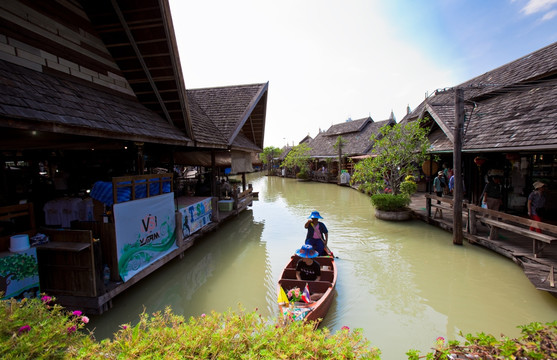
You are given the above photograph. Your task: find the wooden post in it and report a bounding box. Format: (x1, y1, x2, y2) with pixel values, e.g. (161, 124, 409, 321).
(135, 142, 144, 175)
(453, 88, 464, 245)
(210, 151, 217, 197)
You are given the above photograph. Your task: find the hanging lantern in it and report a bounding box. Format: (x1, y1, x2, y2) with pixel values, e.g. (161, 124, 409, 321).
(474, 156, 487, 169)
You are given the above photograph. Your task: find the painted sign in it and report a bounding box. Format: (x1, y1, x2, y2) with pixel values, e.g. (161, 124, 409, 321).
(0, 247, 40, 300)
(113, 193, 176, 282)
(179, 198, 212, 238)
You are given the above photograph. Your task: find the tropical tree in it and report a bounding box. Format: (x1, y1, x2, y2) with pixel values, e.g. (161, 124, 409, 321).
(260, 146, 281, 175)
(282, 143, 311, 179)
(352, 119, 430, 196)
(333, 135, 347, 183)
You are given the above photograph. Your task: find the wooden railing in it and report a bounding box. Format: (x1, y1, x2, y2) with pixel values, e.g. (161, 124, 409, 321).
(467, 204, 557, 258)
(112, 173, 173, 204)
(424, 193, 557, 258)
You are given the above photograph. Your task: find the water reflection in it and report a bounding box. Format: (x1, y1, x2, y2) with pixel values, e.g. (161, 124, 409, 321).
(89, 173, 557, 360)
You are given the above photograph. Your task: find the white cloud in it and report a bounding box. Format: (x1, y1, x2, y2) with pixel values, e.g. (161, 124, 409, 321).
(520, 0, 557, 15)
(169, 0, 459, 147)
(541, 9, 557, 20)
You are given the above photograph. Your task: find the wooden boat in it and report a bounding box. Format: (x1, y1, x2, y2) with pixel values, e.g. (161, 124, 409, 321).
(277, 254, 337, 326)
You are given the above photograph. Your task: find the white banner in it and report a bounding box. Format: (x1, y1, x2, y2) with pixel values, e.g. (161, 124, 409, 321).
(113, 193, 177, 282)
(179, 198, 212, 238)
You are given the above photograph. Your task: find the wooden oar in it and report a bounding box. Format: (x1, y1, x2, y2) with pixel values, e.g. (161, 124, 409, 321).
(324, 243, 337, 258)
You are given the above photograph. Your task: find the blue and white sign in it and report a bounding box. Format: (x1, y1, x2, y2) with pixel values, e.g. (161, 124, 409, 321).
(179, 198, 212, 238)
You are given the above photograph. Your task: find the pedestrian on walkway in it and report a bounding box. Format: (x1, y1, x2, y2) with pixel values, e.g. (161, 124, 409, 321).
(482, 175, 502, 211)
(528, 181, 546, 233)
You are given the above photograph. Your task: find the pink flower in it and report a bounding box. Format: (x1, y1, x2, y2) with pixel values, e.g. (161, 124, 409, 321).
(18, 325, 31, 334)
(72, 310, 82, 317)
(341, 326, 350, 331)
(67, 326, 76, 334)
(81, 316, 89, 324)
(121, 325, 128, 330)
(41, 295, 52, 303)
(201, 313, 206, 318)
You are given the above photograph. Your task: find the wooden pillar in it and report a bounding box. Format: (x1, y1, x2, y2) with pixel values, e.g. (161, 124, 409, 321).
(210, 151, 217, 197)
(135, 142, 144, 175)
(242, 173, 246, 192)
(453, 88, 464, 245)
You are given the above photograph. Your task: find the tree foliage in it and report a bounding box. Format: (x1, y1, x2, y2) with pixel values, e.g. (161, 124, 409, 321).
(352, 119, 430, 195)
(260, 146, 281, 175)
(282, 143, 311, 176)
(0, 253, 38, 280)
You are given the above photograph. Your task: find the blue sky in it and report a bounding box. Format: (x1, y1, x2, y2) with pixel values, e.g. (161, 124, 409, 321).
(169, 0, 557, 148)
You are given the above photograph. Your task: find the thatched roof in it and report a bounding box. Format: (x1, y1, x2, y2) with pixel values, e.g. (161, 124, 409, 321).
(0, 60, 190, 149)
(0, 0, 267, 155)
(401, 41, 557, 153)
(307, 117, 395, 157)
(187, 83, 268, 151)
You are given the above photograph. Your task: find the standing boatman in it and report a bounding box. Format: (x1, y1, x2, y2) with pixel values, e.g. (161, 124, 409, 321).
(304, 211, 329, 256)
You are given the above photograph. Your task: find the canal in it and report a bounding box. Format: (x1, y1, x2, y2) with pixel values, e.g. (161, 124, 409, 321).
(88, 172, 557, 359)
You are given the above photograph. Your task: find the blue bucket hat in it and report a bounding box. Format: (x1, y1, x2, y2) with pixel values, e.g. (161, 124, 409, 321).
(307, 211, 323, 219)
(296, 244, 318, 258)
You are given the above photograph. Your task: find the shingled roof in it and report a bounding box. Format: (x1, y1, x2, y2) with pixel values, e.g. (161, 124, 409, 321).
(187, 83, 268, 151)
(401, 41, 557, 153)
(307, 117, 395, 157)
(0, 59, 190, 148)
(82, 0, 194, 137)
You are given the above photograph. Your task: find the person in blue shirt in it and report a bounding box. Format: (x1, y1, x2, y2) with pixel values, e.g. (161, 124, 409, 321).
(304, 211, 329, 256)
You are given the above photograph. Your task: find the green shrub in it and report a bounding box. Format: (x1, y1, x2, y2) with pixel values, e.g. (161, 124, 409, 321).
(296, 166, 310, 180)
(400, 175, 417, 197)
(0, 295, 94, 359)
(2, 295, 555, 360)
(71, 307, 380, 359)
(370, 193, 410, 211)
(408, 321, 557, 360)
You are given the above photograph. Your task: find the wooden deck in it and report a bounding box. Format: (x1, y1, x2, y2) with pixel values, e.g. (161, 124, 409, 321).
(48, 190, 253, 314)
(408, 193, 557, 297)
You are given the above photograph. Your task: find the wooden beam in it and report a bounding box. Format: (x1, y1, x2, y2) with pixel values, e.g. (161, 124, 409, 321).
(453, 88, 464, 245)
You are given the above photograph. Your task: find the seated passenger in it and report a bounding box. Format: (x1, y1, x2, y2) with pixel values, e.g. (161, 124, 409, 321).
(295, 244, 321, 281)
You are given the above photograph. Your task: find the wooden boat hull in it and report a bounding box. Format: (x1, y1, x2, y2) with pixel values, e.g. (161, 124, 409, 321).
(277, 255, 337, 326)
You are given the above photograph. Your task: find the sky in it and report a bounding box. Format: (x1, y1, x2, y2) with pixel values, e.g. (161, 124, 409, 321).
(169, 0, 557, 148)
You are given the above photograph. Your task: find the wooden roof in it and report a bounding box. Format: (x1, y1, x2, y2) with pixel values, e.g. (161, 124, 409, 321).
(0, 0, 267, 154)
(307, 117, 395, 157)
(186, 83, 268, 151)
(0, 59, 190, 148)
(401, 41, 557, 153)
(82, 0, 193, 138)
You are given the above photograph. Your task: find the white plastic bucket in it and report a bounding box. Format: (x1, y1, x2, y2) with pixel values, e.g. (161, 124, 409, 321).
(10, 234, 30, 252)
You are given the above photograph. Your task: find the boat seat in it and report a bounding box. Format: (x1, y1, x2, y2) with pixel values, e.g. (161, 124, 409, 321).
(281, 268, 334, 282)
(279, 279, 332, 294)
(289, 255, 334, 268)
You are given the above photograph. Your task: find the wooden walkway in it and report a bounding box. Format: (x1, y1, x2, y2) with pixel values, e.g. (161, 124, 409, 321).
(408, 193, 557, 297)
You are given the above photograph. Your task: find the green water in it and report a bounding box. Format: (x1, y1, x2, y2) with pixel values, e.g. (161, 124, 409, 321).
(88, 173, 557, 359)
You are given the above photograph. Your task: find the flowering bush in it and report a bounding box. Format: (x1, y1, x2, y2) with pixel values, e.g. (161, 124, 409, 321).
(70, 307, 380, 359)
(0, 294, 94, 359)
(287, 287, 302, 302)
(407, 321, 557, 360)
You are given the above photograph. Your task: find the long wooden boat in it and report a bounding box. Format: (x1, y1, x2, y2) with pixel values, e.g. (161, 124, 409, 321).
(277, 254, 337, 326)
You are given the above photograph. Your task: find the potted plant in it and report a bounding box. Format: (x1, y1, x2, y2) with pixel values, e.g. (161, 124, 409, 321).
(352, 119, 431, 220)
